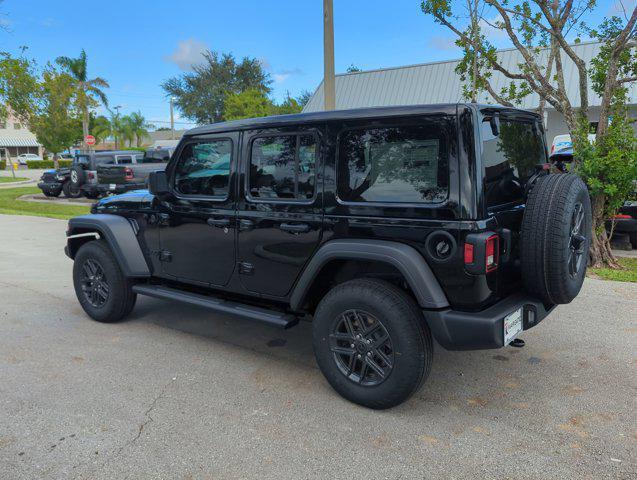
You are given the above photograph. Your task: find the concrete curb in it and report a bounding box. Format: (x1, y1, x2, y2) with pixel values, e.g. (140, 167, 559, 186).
(0, 179, 36, 188)
(17, 193, 94, 207)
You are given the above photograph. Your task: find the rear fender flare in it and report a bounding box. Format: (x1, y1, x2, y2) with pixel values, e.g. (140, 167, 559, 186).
(290, 239, 449, 311)
(66, 214, 150, 278)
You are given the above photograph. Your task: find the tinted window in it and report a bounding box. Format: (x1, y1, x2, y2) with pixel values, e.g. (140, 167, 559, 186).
(249, 134, 316, 200)
(143, 149, 171, 163)
(337, 121, 450, 203)
(96, 155, 115, 165)
(116, 156, 133, 165)
(482, 117, 547, 207)
(174, 139, 232, 197)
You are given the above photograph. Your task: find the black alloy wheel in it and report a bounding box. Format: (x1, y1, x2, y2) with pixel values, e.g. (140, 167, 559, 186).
(329, 309, 394, 386)
(79, 258, 110, 308)
(568, 202, 586, 277)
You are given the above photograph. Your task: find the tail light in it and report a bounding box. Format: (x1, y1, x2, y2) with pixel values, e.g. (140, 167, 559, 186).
(87, 172, 94, 180)
(613, 214, 632, 219)
(124, 167, 134, 180)
(485, 234, 499, 272)
(464, 232, 500, 274)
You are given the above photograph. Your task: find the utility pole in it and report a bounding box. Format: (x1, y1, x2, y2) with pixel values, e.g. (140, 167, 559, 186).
(323, 0, 336, 111)
(170, 97, 175, 140)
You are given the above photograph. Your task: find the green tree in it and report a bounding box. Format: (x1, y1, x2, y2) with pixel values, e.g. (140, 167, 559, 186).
(296, 90, 313, 108)
(0, 50, 39, 124)
(346, 64, 362, 73)
(90, 115, 112, 145)
(30, 69, 82, 168)
(55, 49, 109, 148)
(123, 111, 153, 147)
(223, 88, 274, 121)
(162, 51, 272, 124)
(272, 92, 303, 115)
(421, 0, 637, 267)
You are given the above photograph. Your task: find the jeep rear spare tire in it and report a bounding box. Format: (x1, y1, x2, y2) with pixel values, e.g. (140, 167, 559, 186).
(521, 173, 592, 305)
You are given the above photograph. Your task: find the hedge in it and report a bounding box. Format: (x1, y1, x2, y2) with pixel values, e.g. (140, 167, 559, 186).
(0, 160, 5, 170)
(26, 159, 72, 169)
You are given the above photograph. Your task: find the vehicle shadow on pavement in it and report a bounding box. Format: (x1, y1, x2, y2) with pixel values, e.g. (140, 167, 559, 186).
(126, 295, 561, 416)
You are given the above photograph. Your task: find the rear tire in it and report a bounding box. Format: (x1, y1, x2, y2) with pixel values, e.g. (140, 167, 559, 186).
(73, 240, 137, 323)
(521, 173, 592, 305)
(312, 278, 432, 409)
(62, 180, 83, 198)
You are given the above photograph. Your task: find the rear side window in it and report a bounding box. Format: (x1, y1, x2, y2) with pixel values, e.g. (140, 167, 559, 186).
(249, 134, 316, 201)
(482, 117, 547, 207)
(174, 139, 232, 197)
(116, 156, 133, 165)
(337, 120, 451, 204)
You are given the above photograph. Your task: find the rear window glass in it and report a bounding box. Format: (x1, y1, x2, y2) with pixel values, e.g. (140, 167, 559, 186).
(337, 120, 451, 204)
(482, 117, 547, 207)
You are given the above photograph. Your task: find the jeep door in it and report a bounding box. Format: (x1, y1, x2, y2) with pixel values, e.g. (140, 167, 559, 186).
(237, 127, 323, 297)
(158, 133, 237, 287)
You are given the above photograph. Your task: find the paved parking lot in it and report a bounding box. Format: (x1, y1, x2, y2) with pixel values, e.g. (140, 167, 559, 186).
(0, 214, 635, 479)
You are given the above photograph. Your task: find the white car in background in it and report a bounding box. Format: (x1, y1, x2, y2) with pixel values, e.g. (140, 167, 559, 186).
(17, 153, 43, 165)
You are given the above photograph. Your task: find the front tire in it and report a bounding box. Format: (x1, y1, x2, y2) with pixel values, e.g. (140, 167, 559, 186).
(312, 278, 432, 409)
(41, 188, 61, 197)
(73, 240, 137, 323)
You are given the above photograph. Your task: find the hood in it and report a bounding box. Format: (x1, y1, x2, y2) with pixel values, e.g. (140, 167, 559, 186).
(93, 189, 155, 213)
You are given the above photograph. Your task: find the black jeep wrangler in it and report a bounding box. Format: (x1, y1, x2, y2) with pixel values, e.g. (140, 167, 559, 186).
(65, 104, 592, 409)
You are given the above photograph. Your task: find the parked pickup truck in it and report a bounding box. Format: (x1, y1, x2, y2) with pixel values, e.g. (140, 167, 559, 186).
(83, 147, 174, 197)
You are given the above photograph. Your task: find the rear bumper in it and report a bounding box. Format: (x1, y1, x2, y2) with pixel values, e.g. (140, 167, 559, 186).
(607, 218, 637, 234)
(425, 293, 556, 350)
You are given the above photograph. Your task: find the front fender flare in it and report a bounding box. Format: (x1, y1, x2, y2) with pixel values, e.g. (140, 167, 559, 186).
(289, 239, 449, 310)
(66, 214, 150, 278)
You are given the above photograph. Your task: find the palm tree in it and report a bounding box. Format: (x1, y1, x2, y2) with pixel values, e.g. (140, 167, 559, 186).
(124, 111, 153, 147)
(56, 49, 109, 149)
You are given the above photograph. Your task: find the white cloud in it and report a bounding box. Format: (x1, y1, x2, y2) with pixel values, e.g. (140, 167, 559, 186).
(0, 17, 11, 28)
(165, 38, 209, 71)
(272, 68, 304, 84)
(479, 15, 509, 41)
(430, 36, 458, 51)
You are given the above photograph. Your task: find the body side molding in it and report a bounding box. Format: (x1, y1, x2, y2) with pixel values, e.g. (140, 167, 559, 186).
(66, 214, 150, 277)
(289, 239, 450, 311)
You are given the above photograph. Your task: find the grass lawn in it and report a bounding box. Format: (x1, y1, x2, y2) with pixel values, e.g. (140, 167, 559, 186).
(0, 186, 90, 220)
(0, 176, 28, 183)
(589, 257, 637, 283)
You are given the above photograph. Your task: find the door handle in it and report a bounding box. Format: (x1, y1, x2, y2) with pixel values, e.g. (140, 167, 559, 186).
(280, 223, 310, 234)
(207, 218, 230, 228)
(239, 219, 254, 231)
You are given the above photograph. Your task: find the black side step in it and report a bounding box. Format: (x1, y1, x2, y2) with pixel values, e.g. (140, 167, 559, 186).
(132, 284, 299, 329)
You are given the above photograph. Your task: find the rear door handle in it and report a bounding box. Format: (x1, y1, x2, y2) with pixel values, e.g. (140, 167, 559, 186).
(207, 218, 230, 228)
(280, 223, 310, 233)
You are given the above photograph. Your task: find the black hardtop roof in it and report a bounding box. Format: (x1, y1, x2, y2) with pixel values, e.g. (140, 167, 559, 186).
(184, 103, 538, 137)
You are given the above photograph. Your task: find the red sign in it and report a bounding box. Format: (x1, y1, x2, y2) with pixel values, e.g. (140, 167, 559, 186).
(85, 135, 96, 146)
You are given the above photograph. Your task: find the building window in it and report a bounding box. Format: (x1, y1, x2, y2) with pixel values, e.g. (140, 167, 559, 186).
(249, 134, 316, 201)
(13, 123, 21, 130)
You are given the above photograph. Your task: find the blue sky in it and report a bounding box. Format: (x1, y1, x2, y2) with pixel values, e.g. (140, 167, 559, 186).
(1, 0, 631, 128)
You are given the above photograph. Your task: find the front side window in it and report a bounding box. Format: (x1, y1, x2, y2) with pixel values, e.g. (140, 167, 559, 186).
(174, 139, 232, 197)
(481, 116, 547, 207)
(337, 121, 451, 204)
(249, 134, 316, 200)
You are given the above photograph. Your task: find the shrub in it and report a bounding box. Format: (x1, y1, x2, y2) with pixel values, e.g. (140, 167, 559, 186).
(0, 160, 5, 170)
(26, 159, 72, 169)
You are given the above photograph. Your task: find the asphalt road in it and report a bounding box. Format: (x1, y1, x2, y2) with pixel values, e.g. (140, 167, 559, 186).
(0, 214, 635, 479)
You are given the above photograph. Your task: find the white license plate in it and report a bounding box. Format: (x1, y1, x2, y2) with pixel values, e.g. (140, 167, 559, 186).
(109, 184, 116, 190)
(504, 308, 523, 344)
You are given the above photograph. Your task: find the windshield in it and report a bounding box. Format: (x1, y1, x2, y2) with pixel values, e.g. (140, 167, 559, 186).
(481, 115, 547, 208)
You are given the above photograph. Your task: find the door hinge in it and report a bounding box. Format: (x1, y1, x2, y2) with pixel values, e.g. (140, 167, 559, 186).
(238, 261, 254, 275)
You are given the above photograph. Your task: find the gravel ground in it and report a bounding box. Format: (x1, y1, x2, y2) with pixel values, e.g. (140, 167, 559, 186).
(0, 214, 635, 480)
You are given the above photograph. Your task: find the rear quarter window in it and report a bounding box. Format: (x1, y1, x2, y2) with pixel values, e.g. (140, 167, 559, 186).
(336, 118, 452, 204)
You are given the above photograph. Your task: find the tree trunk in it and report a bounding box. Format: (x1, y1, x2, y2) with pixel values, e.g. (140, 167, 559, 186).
(53, 153, 59, 170)
(589, 192, 620, 268)
(82, 107, 89, 150)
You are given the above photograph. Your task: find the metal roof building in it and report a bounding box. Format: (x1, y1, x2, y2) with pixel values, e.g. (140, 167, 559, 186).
(302, 41, 637, 139)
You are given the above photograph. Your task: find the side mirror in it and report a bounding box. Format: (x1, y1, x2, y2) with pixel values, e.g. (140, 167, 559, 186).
(148, 170, 169, 196)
